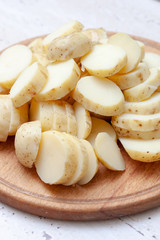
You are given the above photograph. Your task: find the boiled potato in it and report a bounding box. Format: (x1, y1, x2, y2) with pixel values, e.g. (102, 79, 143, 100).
(73, 101, 92, 139)
(136, 40, 145, 61)
(123, 68, 160, 102)
(109, 62, 150, 90)
(10, 62, 48, 107)
(53, 101, 67, 132)
(0, 45, 32, 89)
(65, 102, 77, 136)
(43, 20, 84, 50)
(0, 95, 11, 142)
(119, 137, 160, 162)
(82, 28, 108, 44)
(15, 121, 41, 168)
(143, 52, 160, 68)
(108, 33, 141, 73)
(81, 44, 127, 77)
(35, 59, 80, 101)
(72, 76, 125, 116)
(95, 132, 125, 171)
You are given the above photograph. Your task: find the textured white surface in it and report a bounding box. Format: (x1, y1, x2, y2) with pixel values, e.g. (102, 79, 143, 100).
(0, 0, 160, 239)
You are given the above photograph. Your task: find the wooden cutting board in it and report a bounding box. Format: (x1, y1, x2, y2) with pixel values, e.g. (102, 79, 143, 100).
(0, 33, 160, 221)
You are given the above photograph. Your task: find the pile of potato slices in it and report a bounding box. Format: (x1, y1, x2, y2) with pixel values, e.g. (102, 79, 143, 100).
(0, 20, 160, 186)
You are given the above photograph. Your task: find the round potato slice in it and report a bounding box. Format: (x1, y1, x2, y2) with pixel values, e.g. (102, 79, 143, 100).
(53, 100, 67, 133)
(95, 132, 125, 171)
(143, 52, 160, 69)
(136, 40, 145, 61)
(108, 33, 141, 73)
(119, 137, 160, 162)
(0, 45, 32, 89)
(87, 117, 116, 147)
(109, 62, 150, 90)
(10, 62, 48, 107)
(72, 76, 125, 116)
(0, 95, 11, 142)
(35, 59, 80, 101)
(81, 44, 127, 77)
(65, 102, 77, 136)
(82, 28, 108, 44)
(15, 121, 41, 168)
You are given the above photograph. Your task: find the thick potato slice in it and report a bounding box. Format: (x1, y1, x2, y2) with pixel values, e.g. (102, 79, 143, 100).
(47, 32, 92, 61)
(136, 40, 145, 61)
(112, 112, 160, 131)
(72, 76, 125, 116)
(87, 117, 116, 147)
(0, 45, 32, 89)
(9, 103, 28, 136)
(82, 28, 108, 44)
(53, 101, 67, 132)
(109, 62, 150, 90)
(95, 132, 125, 171)
(0, 95, 11, 142)
(108, 33, 141, 73)
(65, 102, 77, 136)
(143, 52, 160, 69)
(35, 59, 80, 101)
(123, 68, 160, 102)
(15, 121, 41, 168)
(35, 131, 78, 184)
(78, 140, 98, 185)
(124, 92, 160, 115)
(81, 44, 127, 77)
(10, 62, 48, 107)
(30, 99, 54, 132)
(119, 137, 160, 162)
(43, 20, 84, 50)
(73, 102, 92, 139)
(112, 124, 160, 140)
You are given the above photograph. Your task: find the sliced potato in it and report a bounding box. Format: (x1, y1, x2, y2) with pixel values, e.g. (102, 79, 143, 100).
(43, 20, 84, 50)
(143, 52, 160, 68)
(119, 137, 160, 162)
(73, 101, 92, 139)
(0, 95, 11, 142)
(123, 68, 160, 102)
(109, 62, 150, 90)
(112, 112, 160, 131)
(30, 99, 54, 132)
(10, 62, 48, 107)
(0, 45, 32, 89)
(47, 32, 92, 61)
(124, 92, 160, 115)
(95, 132, 125, 171)
(65, 102, 77, 136)
(78, 140, 98, 185)
(82, 28, 108, 44)
(35, 131, 78, 184)
(136, 40, 145, 61)
(72, 76, 125, 116)
(35, 59, 80, 101)
(15, 121, 41, 168)
(81, 44, 127, 77)
(108, 33, 141, 73)
(87, 117, 116, 147)
(53, 101, 67, 132)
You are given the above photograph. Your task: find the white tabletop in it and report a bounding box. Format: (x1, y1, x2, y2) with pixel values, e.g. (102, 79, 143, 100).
(0, 0, 160, 239)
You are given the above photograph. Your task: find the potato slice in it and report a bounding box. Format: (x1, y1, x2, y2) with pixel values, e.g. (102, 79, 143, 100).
(10, 62, 48, 107)
(0, 95, 11, 142)
(72, 76, 125, 116)
(136, 40, 145, 61)
(15, 121, 41, 168)
(143, 52, 160, 68)
(82, 28, 108, 44)
(87, 117, 116, 147)
(35, 131, 78, 184)
(81, 44, 127, 77)
(0, 45, 32, 89)
(123, 68, 160, 102)
(43, 20, 84, 50)
(109, 62, 150, 90)
(30, 99, 54, 132)
(95, 132, 125, 171)
(124, 92, 160, 115)
(73, 102, 92, 139)
(112, 112, 160, 131)
(108, 33, 141, 73)
(35, 59, 80, 101)
(112, 124, 160, 140)
(65, 102, 77, 136)
(119, 137, 160, 162)
(47, 32, 92, 61)
(53, 101, 67, 132)
(78, 140, 98, 185)
(9, 103, 28, 136)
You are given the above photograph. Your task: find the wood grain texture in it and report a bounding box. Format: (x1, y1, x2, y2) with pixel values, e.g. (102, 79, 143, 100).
(0, 33, 160, 221)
